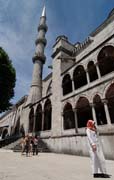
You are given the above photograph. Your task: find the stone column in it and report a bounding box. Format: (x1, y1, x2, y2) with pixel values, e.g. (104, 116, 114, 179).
(73, 108, 78, 133)
(61, 112, 64, 132)
(71, 78, 75, 91)
(102, 99, 111, 125)
(42, 110, 44, 131)
(33, 114, 36, 134)
(86, 69, 90, 84)
(91, 103, 97, 125)
(95, 62, 101, 79)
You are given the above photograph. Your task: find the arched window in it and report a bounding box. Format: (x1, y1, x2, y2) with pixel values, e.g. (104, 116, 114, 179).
(106, 83, 114, 124)
(98, 46, 114, 76)
(63, 103, 75, 130)
(73, 65, 87, 90)
(35, 104, 42, 132)
(44, 99, 52, 131)
(87, 61, 98, 82)
(20, 124, 25, 137)
(29, 108, 34, 133)
(2, 129, 8, 139)
(93, 95, 107, 125)
(76, 97, 92, 128)
(62, 74, 72, 95)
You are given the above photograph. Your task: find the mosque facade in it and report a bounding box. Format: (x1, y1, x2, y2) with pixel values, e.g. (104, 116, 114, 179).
(0, 7, 114, 159)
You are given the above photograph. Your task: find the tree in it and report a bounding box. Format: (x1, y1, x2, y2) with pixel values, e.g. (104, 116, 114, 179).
(0, 47, 16, 113)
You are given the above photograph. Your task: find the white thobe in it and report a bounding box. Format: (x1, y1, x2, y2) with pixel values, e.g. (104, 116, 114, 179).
(86, 128, 107, 174)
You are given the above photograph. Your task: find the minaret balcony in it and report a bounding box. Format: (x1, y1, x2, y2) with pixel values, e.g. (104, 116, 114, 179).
(38, 24, 48, 32)
(32, 53, 46, 64)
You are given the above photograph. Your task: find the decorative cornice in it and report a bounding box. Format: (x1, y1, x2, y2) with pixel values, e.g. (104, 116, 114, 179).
(74, 36, 94, 55)
(53, 35, 74, 48)
(51, 46, 73, 59)
(39, 131, 114, 139)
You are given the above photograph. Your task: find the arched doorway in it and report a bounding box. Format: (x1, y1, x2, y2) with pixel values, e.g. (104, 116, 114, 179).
(97, 46, 114, 76)
(76, 97, 92, 128)
(93, 95, 107, 125)
(106, 83, 114, 124)
(44, 99, 52, 131)
(29, 108, 34, 133)
(35, 104, 42, 131)
(63, 103, 75, 130)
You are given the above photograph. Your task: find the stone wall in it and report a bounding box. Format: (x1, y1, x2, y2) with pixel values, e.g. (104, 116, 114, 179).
(42, 132, 114, 160)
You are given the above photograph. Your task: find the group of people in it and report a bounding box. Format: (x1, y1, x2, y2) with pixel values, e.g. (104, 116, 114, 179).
(86, 119, 111, 178)
(20, 134, 39, 157)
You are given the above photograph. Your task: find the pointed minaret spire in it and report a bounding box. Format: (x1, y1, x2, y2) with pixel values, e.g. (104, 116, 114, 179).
(42, 5, 46, 17)
(26, 6, 48, 105)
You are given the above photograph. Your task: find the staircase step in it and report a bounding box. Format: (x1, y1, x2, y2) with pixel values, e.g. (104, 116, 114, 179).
(1, 137, 51, 153)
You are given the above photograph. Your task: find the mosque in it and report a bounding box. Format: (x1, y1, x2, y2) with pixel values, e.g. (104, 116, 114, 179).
(0, 7, 114, 159)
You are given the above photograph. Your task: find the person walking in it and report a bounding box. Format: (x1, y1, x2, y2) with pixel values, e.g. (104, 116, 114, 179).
(32, 135, 39, 155)
(24, 135, 31, 157)
(86, 119, 111, 178)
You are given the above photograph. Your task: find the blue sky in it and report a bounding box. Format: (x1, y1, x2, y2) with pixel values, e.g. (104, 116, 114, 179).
(0, 0, 114, 105)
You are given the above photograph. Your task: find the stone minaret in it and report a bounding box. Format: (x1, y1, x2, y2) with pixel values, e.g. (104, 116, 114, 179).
(26, 6, 48, 105)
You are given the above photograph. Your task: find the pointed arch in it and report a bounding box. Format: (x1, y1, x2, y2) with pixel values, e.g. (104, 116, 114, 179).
(97, 45, 114, 76)
(20, 124, 25, 137)
(62, 74, 72, 95)
(29, 108, 34, 133)
(106, 83, 114, 124)
(93, 94, 107, 125)
(35, 104, 42, 131)
(76, 97, 92, 128)
(2, 128, 8, 139)
(87, 61, 98, 82)
(63, 103, 75, 130)
(44, 99, 52, 130)
(73, 65, 87, 90)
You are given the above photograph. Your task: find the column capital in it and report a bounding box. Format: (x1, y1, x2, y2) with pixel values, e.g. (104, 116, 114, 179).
(102, 99, 108, 104)
(95, 61, 98, 66)
(42, 110, 44, 114)
(90, 103, 95, 107)
(85, 68, 88, 72)
(73, 108, 77, 112)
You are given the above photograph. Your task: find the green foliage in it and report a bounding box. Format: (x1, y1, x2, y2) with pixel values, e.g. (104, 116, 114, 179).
(0, 47, 16, 112)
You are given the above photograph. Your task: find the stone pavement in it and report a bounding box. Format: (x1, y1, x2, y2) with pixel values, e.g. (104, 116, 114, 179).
(0, 150, 113, 180)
